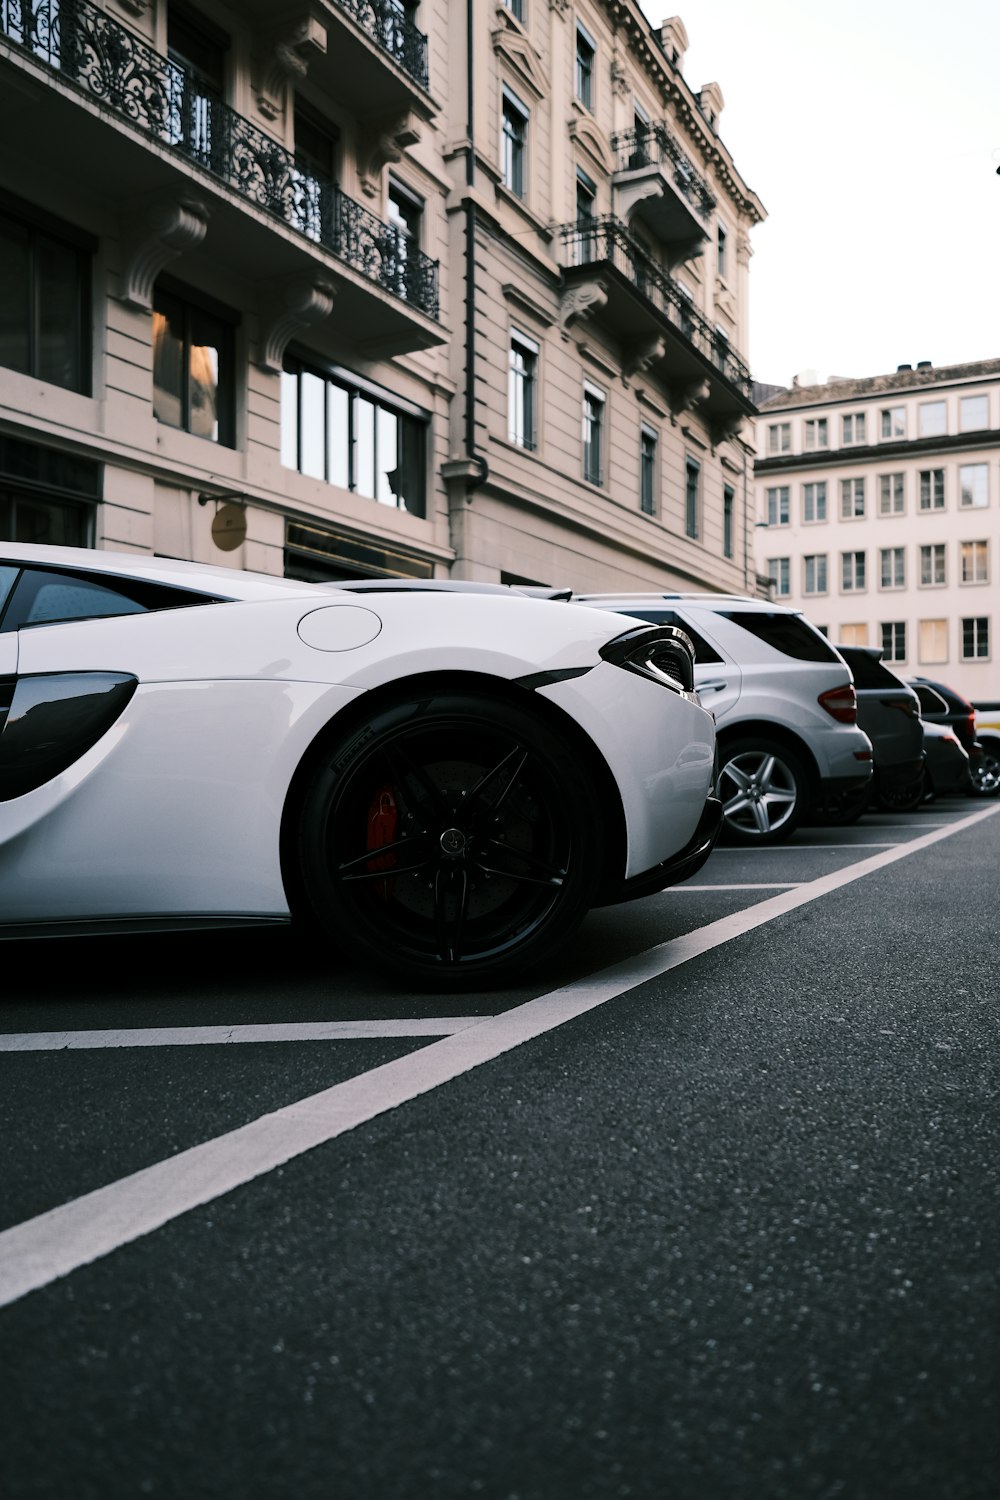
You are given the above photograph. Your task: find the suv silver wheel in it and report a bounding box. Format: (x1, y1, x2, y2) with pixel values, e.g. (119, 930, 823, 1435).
(716, 738, 806, 844)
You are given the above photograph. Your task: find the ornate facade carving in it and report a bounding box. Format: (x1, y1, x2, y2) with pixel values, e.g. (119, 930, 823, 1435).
(120, 195, 210, 310)
(358, 113, 422, 200)
(567, 113, 613, 175)
(492, 6, 549, 99)
(558, 281, 608, 332)
(255, 15, 327, 122)
(259, 276, 336, 372)
(623, 335, 666, 379)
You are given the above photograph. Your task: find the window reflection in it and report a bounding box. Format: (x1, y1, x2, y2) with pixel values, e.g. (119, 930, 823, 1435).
(152, 285, 234, 446)
(281, 362, 426, 517)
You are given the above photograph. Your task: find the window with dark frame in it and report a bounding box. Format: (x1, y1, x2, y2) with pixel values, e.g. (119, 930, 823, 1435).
(281, 360, 427, 516)
(387, 178, 424, 302)
(166, 5, 228, 166)
(152, 283, 236, 447)
(0, 435, 100, 547)
(881, 621, 906, 662)
(582, 385, 604, 486)
(501, 89, 528, 198)
(508, 331, 538, 451)
(575, 23, 595, 110)
(723, 484, 734, 556)
(0, 203, 90, 393)
(962, 616, 990, 659)
(293, 102, 338, 241)
(685, 457, 700, 538)
(640, 427, 657, 515)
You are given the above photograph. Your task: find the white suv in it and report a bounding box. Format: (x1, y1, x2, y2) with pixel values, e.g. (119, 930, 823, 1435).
(574, 593, 873, 843)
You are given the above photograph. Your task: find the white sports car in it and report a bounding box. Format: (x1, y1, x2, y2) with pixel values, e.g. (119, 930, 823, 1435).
(0, 544, 721, 986)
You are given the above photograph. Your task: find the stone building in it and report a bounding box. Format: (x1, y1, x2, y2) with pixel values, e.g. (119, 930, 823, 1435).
(1, 0, 763, 588)
(754, 359, 1000, 698)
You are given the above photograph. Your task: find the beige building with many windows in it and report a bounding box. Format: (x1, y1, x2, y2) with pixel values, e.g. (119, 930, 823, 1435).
(1, 0, 763, 590)
(753, 359, 1000, 699)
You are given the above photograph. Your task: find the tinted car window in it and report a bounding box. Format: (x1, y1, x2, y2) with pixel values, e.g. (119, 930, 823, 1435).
(612, 608, 724, 665)
(838, 649, 907, 691)
(913, 684, 949, 716)
(721, 611, 842, 663)
(0, 567, 221, 631)
(0, 566, 18, 617)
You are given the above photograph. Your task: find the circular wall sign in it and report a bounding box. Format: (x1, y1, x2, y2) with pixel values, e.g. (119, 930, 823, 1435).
(211, 503, 247, 551)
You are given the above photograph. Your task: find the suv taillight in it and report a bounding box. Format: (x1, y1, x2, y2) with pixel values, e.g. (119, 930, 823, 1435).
(818, 683, 857, 724)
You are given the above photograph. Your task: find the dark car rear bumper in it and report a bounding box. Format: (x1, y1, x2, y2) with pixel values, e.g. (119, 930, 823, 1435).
(601, 796, 724, 906)
(877, 756, 925, 793)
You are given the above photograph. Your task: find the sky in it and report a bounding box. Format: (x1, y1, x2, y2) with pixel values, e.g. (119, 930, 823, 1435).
(642, 0, 1000, 388)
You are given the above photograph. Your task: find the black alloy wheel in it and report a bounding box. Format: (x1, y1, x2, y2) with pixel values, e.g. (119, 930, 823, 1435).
(298, 691, 603, 987)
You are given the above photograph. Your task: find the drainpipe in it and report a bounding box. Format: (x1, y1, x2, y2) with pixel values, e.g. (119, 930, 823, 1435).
(464, 0, 488, 491)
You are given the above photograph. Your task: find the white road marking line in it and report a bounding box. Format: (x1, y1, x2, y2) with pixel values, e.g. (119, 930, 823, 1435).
(671, 883, 804, 891)
(0, 1019, 485, 1053)
(0, 800, 996, 1310)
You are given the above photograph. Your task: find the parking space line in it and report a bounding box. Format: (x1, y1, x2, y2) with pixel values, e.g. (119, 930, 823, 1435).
(0, 800, 996, 1310)
(0, 1019, 485, 1053)
(672, 883, 804, 891)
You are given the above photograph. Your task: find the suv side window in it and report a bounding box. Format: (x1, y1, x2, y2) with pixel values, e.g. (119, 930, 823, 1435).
(721, 611, 842, 663)
(0, 567, 222, 631)
(613, 608, 724, 665)
(913, 684, 948, 717)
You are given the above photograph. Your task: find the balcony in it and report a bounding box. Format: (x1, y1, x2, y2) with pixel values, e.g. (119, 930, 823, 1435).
(611, 124, 715, 267)
(558, 217, 754, 421)
(238, 0, 436, 122)
(0, 0, 441, 350)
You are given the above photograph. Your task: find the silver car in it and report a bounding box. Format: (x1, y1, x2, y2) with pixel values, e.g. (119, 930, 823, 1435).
(574, 594, 873, 843)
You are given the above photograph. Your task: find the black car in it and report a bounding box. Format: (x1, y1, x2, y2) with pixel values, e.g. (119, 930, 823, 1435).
(833, 648, 925, 814)
(907, 677, 1000, 798)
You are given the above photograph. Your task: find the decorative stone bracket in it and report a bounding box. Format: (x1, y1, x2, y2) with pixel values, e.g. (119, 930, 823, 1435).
(710, 413, 745, 447)
(259, 275, 337, 372)
(255, 14, 328, 122)
(358, 113, 422, 200)
(558, 281, 608, 333)
(120, 195, 211, 310)
(667, 377, 710, 421)
(623, 335, 666, 380)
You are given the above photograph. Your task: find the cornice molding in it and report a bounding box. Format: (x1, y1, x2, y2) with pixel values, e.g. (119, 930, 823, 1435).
(753, 428, 1000, 473)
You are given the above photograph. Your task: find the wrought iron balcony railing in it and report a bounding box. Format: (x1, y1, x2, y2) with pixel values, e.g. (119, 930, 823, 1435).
(1, 0, 439, 320)
(559, 216, 751, 401)
(610, 124, 716, 220)
(330, 0, 429, 90)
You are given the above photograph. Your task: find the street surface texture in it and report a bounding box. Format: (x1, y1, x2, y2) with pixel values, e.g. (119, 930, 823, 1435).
(1, 800, 997, 1499)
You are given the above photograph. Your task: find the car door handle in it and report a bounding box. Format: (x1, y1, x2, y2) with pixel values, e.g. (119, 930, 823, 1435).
(698, 679, 729, 693)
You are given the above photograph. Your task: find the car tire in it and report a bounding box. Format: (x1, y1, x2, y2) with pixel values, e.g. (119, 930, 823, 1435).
(969, 742, 1000, 798)
(715, 737, 807, 844)
(814, 782, 871, 825)
(297, 691, 603, 988)
(876, 774, 925, 813)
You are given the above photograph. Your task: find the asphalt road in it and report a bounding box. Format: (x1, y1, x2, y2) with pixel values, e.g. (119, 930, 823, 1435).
(1, 798, 998, 1499)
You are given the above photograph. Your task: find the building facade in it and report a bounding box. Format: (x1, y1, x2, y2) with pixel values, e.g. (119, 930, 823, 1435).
(754, 360, 1000, 699)
(1, 0, 763, 590)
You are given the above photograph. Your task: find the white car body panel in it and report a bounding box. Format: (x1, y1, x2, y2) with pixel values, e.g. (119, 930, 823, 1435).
(0, 547, 720, 939)
(540, 666, 715, 878)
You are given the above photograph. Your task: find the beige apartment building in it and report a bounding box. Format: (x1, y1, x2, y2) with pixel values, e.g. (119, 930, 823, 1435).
(754, 359, 1000, 699)
(1, 0, 763, 589)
